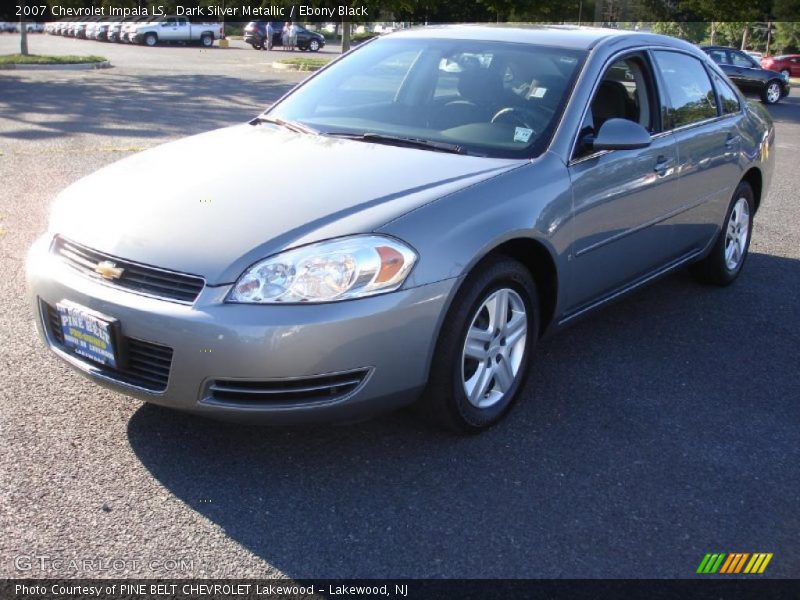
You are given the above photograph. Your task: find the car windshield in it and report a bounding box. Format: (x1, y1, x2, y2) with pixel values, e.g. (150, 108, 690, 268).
(267, 37, 586, 158)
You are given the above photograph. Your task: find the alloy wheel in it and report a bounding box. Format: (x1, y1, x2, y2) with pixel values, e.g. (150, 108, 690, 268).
(461, 288, 528, 409)
(767, 82, 781, 103)
(725, 197, 750, 271)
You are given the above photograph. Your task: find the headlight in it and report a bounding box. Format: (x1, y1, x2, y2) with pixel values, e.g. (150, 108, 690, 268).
(781, 71, 789, 81)
(227, 235, 417, 304)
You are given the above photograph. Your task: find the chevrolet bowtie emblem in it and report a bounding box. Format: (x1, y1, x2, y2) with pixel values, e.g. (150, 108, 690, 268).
(94, 260, 124, 280)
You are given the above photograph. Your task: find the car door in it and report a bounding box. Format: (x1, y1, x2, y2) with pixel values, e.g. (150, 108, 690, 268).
(566, 53, 680, 312)
(294, 26, 309, 45)
(790, 56, 800, 77)
(728, 50, 764, 93)
(651, 50, 741, 255)
(174, 17, 189, 41)
(158, 17, 179, 41)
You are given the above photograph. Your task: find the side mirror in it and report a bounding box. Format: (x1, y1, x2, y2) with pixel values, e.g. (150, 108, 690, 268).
(590, 118, 652, 151)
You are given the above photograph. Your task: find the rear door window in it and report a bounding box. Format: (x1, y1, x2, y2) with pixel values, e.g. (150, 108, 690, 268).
(706, 49, 730, 65)
(730, 51, 759, 68)
(653, 51, 718, 129)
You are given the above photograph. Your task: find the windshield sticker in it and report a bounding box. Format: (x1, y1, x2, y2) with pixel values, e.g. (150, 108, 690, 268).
(513, 127, 533, 143)
(529, 87, 548, 98)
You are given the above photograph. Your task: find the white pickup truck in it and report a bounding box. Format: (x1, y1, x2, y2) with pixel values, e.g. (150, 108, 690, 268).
(132, 16, 223, 47)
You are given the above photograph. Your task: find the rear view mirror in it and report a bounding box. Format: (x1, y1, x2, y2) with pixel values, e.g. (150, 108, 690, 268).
(591, 118, 652, 151)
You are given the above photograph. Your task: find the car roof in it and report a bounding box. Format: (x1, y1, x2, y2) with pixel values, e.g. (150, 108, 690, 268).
(388, 24, 690, 52)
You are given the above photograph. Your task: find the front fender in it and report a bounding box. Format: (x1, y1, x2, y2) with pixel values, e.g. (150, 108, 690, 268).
(378, 151, 572, 313)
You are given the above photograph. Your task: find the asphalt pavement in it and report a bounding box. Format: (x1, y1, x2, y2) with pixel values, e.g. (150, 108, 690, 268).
(1, 34, 799, 579)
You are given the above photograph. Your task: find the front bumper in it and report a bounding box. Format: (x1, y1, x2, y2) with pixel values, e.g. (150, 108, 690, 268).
(27, 235, 455, 424)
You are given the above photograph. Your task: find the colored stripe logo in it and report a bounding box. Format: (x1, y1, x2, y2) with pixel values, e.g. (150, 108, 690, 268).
(697, 553, 773, 574)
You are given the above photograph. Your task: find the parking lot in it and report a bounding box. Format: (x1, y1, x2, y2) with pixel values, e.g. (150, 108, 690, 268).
(1, 34, 799, 579)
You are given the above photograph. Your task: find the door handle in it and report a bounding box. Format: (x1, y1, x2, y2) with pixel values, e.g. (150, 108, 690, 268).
(654, 156, 673, 176)
(725, 133, 741, 148)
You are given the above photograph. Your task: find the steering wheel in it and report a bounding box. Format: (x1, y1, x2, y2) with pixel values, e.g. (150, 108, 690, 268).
(491, 107, 534, 131)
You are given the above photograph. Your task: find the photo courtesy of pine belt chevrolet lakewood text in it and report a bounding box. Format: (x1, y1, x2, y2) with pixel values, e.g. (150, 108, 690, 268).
(26, 25, 775, 433)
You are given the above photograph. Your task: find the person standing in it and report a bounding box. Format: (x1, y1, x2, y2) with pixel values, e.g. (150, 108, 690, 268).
(265, 21, 273, 51)
(281, 22, 290, 49)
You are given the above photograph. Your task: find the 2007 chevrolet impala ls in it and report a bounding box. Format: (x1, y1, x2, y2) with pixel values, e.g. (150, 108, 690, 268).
(27, 26, 775, 432)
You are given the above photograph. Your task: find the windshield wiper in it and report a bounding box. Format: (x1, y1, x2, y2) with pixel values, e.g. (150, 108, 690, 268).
(328, 132, 466, 155)
(252, 115, 318, 135)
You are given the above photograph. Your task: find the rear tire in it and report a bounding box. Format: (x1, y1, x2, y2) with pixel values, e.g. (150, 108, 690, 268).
(144, 33, 157, 47)
(762, 80, 782, 104)
(416, 256, 539, 433)
(201, 34, 213, 48)
(691, 181, 754, 286)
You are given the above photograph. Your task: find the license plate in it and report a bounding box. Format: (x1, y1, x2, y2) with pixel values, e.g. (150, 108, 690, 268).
(56, 301, 118, 368)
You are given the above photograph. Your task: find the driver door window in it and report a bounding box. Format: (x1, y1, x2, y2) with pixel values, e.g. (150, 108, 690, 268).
(575, 55, 656, 159)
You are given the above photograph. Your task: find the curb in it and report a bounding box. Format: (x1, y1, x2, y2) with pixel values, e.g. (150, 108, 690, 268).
(0, 60, 111, 71)
(271, 61, 324, 72)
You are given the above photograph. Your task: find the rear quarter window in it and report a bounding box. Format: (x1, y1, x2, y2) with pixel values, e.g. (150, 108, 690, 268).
(711, 72, 741, 115)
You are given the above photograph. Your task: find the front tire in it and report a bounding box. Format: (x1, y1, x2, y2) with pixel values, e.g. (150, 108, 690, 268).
(762, 80, 782, 104)
(309, 39, 320, 52)
(144, 33, 157, 47)
(691, 181, 754, 286)
(418, 256, 539, 433)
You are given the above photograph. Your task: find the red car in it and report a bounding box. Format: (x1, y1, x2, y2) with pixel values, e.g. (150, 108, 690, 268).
(761, 55, 800, 78)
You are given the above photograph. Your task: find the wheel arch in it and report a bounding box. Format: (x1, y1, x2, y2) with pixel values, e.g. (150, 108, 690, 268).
(488, 237, 559, 336)
(742, 167, 763, 213)
(438, 236, 559, 338)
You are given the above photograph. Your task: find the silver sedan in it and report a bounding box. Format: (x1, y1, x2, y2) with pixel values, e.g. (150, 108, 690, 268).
(27, 25, 775, 432)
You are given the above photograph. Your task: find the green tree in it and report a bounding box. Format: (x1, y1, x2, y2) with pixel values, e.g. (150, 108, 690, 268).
(651, 22, 708, 44)
(775, 21, 800, 53)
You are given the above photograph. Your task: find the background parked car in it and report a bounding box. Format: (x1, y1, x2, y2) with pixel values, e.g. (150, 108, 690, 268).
(73, 17, 102, 39)
(244, 21, 325, 51)
(119, 17, 153, 42)
(88, 19, 114, 41)
(244, 21, 279, 49)
(701, 45, 790, 104)
(761, 54, 800, 79)
(131, 16, 222, 47)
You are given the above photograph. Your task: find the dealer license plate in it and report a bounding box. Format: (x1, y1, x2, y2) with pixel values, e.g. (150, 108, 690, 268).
(56, 301, 118, 368)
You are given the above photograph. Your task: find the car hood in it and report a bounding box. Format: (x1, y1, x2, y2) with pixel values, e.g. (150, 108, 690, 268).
(50, 123, 522, 285)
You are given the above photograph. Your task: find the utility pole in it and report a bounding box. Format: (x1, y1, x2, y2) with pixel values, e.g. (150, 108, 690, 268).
(20, 0, 29, 55)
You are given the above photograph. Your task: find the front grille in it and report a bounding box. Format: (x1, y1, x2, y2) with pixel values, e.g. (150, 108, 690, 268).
(43, 301, 173, 392)
(207, 370, 369, 406)
(53, 236, 205, 304)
